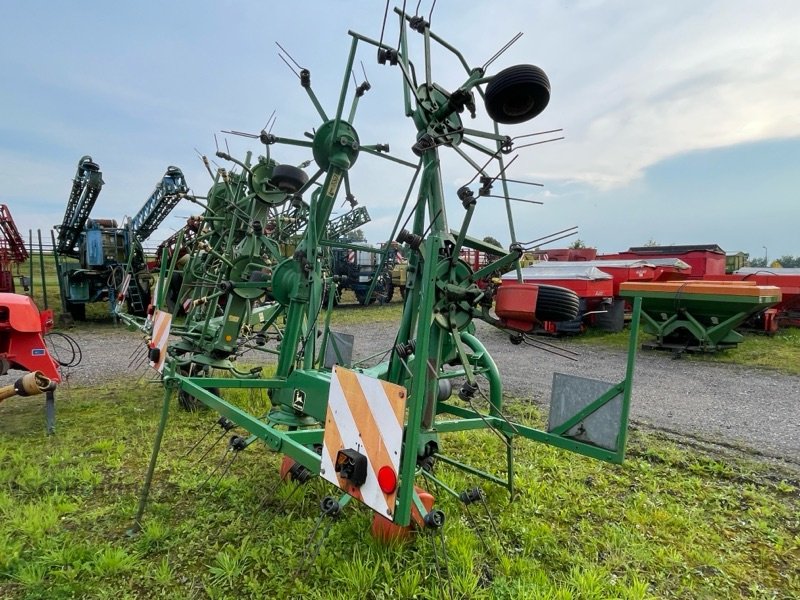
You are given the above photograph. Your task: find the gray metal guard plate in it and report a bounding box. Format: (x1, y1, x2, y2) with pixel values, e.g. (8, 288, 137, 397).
(323, 331, 355, 369)
(547, 373, 622, 451)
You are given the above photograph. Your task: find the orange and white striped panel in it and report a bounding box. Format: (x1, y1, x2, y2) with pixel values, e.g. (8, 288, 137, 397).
(321, 366, 407, 520)
(149, 309, 172, 373)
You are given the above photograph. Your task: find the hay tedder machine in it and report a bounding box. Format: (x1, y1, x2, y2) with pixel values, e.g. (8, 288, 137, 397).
(53, 156, 189, 320)
(130, 6, 645, 555)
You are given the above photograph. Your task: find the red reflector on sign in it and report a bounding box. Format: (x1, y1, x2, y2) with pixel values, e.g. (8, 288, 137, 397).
(377, 466, 397, 494)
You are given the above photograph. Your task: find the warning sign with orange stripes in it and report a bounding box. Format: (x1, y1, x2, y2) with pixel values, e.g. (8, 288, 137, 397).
(321, 366, 407, 520)
(149, 309, 172, 373)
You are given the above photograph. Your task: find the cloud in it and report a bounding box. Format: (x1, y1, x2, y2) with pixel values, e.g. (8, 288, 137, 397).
(507, 0, 800, 188)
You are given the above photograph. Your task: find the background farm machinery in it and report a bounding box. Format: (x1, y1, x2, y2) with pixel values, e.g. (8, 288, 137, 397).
(330, 237, 399, 305)
(504, 243, 794, 350)
(131, 6, 643, 556)
(0, 204, 29, 293)
(52, 156, 189, 320)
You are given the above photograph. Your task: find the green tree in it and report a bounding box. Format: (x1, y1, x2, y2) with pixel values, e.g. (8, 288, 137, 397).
(349, 229, 366, 242)
(482, 235, 502, 249)
(569, 239, 587, 249)
(776, 255, 800, 268)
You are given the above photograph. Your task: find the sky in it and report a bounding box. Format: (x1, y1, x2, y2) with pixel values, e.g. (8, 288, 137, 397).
(1, 0, 798, 262)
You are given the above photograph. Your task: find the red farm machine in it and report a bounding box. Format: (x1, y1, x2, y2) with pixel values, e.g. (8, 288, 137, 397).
(0, 205, 66, 431)
(0, 293, 61, 432)
(0, 204, 29, 293)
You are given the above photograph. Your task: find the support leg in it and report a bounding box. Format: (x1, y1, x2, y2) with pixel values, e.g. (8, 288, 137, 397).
(130, 386, 172, 533)
(45, 388, 56, 435)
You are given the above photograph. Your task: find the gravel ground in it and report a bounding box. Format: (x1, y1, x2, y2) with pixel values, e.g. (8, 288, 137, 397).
(4, 320, 799, 470)
(335, 320, 800, 470)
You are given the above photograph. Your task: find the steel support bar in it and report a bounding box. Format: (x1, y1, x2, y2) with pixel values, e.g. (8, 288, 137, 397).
(177, 378, 322, 470)
(434, 413, 623, 463)
(433, 453, 510, 489)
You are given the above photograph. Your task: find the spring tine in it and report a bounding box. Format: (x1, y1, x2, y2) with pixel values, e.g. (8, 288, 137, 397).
(199, 447, 229, 490)
(476, 384, 520, 436)
(195, 430, 230, 465)
(297, 511, 330, 576)
(275, 41, 304, 71)
(463, 395, 512, 450)
(482, 31, 523, 71)
(437, 526, 455, 600)
(428, 0, 437, 22)
(479, 492, 503, 543)
(376, 0, 391, 61)
(427, 526, 455, 600)
(512, 127, 563, 141)
(522, 338, 579, 361)
(485, 194, 543, 205)
(183, 420, 221, 458)
(520, 225, 579, 246)
(304, 518, 335, 574)
(463, 501, 492, 555)
(210, 450, 240, 490)
(428, 526, 444, 590)
(255, 477, 285, 513)
(515, 136, 565, 151)
(255, 482, 303, 532)
(395, 353, 415, 379)
(128, 343, 143, 360)
(526, 335, 580, 356)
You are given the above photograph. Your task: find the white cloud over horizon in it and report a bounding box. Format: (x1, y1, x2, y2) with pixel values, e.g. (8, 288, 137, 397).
(495, 0, 800, 188)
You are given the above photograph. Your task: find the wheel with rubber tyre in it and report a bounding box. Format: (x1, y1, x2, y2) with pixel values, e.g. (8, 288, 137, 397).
(270, 164, 309, 194)
(485, 64, 550, 124)
(534, 284, 580, 322)
(66, 301, 86, 321)
(176, 364, 216, 412)
(354, 288, 372, 306)
(178, 386, 218, 412)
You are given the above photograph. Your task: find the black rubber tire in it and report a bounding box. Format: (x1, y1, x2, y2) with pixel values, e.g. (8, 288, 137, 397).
(485, 64, 550, 124)
(178, 386, 218, 412)
(66, 301, 86, 321)
(354, 288, 372, 306)
(271, 164, 309, 194)
(535, 284, 579, 322)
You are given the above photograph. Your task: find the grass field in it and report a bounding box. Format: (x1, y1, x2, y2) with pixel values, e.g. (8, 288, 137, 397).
(0, 381, 798, 599)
